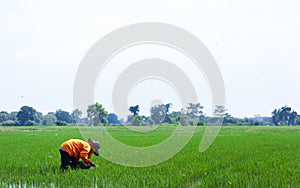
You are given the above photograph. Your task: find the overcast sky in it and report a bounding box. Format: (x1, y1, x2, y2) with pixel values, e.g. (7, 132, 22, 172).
(0, 0, 299, 118)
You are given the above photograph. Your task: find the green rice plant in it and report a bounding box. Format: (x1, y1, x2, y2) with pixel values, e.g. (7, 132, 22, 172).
(0, 126, 299, 187)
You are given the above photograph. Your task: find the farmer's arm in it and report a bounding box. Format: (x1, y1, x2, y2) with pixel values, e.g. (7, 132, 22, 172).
(79, 149, 92, 164)
(79, 146, 96, 166)
(88, 152, 92, 159)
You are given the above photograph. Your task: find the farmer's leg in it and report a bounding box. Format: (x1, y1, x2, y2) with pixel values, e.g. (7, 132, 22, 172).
(59, 148, 70, 172)
(69, 157, 78, 169)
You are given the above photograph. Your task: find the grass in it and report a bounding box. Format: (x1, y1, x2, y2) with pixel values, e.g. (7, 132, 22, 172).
(0, 125, 299, 187)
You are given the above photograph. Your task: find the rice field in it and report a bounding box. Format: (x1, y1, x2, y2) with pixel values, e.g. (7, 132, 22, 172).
(0, 126, 299, 187)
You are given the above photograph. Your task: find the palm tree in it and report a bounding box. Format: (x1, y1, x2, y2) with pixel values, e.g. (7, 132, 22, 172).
(288, 111, 298, 126)
(272, 109, 280, 126)
(129, 105, 140, 116)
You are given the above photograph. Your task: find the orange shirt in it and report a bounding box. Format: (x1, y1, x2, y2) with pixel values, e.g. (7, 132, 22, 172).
(61, 139, 93, 164)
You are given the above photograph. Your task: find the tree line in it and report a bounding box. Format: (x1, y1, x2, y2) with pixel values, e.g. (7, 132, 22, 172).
(0, 103, 299, 126)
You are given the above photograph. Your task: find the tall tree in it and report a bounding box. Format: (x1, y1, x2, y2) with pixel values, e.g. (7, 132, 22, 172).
(186, 103, 204, 119)
(42, 112, 57, 125)
(271, 106, 299, 126)
(107, 113, 120, 125)
(0, 111, 9, 123)
(214, 105, 227, 118)
(186, 103, 205, 125)
(17, 106, 40, 125)
(179, 109, 191, 126)
(163, 103, 173, 124)
(150, 104, 168, 125)
(87, 102, 108, 125)
(280, 106, 292, 125)
(55, 109, 72, 124)
(272, 109, 280, 126)
(71, 109, 82, 124)
(288, 111, 298, 126)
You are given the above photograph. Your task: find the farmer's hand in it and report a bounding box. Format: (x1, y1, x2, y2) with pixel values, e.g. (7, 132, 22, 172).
(90, 162, 97, 167)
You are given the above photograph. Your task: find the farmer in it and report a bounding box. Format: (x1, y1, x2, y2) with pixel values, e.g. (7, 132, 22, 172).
(59, 138, 100, 173)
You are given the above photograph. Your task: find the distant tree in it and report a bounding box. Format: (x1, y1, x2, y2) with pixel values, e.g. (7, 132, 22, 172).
(107, 113, 120, 125)
(214, 105, 227, 118)
(1, 111, 19, 126)
(1, 120, 19, 126)
(131, 115, 142, 126)
(17, 106, 40, 125)
(56, 120, 67, 126)
(147, 118, 154, 125)
(186, 103, 204, 125)
(271, 106, 299, 126)
(24, 120, 38, 126)
(272, 109, 281, 126)
(126, 115, 133, 124)
(179, 109, 191, 126)
(150, 104, 168, 125)
(0, 111, 9, 123)
(9, 112, 18, 121)
(168, 111, 181, 124)
(223, 113, 237, 125)
(87, 102, 108, 125)
(280, 106, 292, 125)
(163, 103, 173, 124)
(129, 105, 140, 116)
(42, 112, 57, 125)
(71, 109, 82, 124)
(288, 111, 298, 126)
(186, 103, 204, 118)
(36, 112, 43, 124)
(165, 103, 172, 114)
(78, 117, 89, 125)
(295, 115, 300, 125)
(55, 109, 72, 124)
(206, 105, 228, 126)
(141, 115, 151, 125)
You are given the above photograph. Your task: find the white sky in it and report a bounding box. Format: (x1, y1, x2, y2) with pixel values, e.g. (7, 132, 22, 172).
(0, 0, 299, 118)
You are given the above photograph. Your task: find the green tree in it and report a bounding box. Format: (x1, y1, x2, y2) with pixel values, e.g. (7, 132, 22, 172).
(17, 106, 40, 125)
(223, 113, 237, 125)
(214, 105, 227, 118)
(107, 113, 120, 125)
(0, 111, 9, 123)
(131, 115, 142, 126)
(288, 111, 298, 126)
(169, 111, 181, 125)
(162, 103, 173, 124)
(42, 112, 57, 125)
(8, 112, 18, 121)
(186, 103, 204, 119)
(295, 115, 300, 125)
(272, 109, 281, 126)
(186, 103, 204, 125)
(71, 109, 82, 124)
(271, 106, 298, 126)
(87, 102, 108, 125)
(179, 109, 191, 126)
(0, 111, 19, 126)
(150, 104, 168, 125)
(206, 105, 228, 126)
(55, 109, 72, 124)
(280, 106, 292, 125)
(1, 120, 19, 126)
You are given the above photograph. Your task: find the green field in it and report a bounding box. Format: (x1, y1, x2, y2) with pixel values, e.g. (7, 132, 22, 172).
(0, 126, 299, 187)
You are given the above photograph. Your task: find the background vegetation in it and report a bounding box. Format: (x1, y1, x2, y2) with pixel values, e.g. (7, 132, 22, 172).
(1, 103, 299, 126)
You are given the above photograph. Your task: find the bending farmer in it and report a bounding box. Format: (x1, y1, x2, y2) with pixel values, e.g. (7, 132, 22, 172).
(59, 138, 100, 172)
